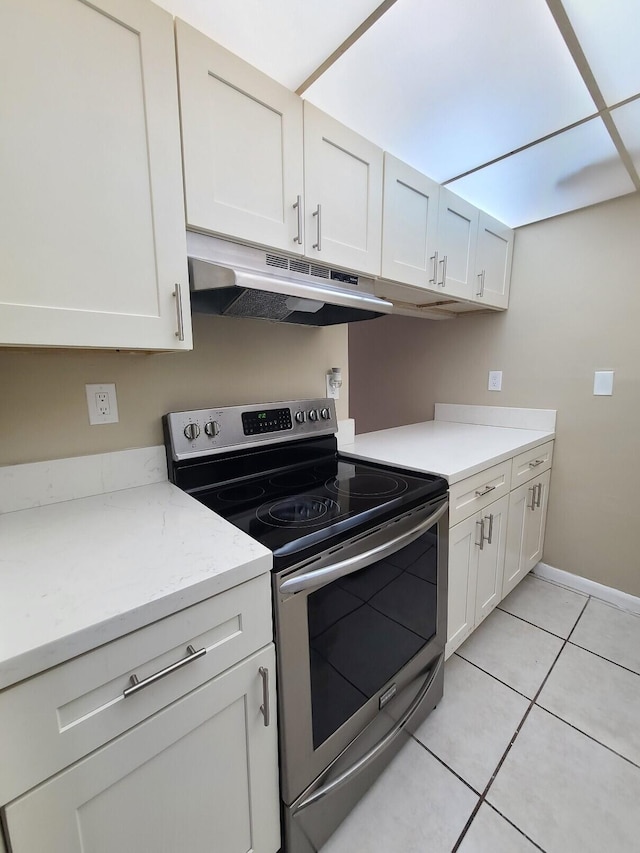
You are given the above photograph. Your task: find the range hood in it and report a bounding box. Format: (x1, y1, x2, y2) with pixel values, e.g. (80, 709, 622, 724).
(186, 232, 392, 326)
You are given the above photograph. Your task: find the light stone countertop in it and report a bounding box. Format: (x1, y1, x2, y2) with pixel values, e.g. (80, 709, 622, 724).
(340, 419, 555, 485)
(0, 482, 271, 691)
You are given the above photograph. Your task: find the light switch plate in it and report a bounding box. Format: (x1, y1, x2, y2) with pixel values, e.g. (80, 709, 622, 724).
(593, 370, 614, 396)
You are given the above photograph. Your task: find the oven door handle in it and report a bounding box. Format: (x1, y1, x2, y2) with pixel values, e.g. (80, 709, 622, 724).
(292, 654, 443, 816)
(279, 500, 448, 595)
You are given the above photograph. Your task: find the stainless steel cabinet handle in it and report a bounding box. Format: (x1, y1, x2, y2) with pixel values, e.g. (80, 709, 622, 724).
(484, 513, 494, 545)
(173, 283, 185, 341)
(280, 500, 448, 594)
(312, 204, 322, 251)
(293, 195, 303, 245)
(438, 255, 448, 287)
(292, 655, 443, 816)
(528, 459, 544, 468)
(528, 486, 536, 510)
(476, 269, 485, 297)
(429, 252, 439, 286)
(475, 484, 496, 497)
(535, 482, 542, 508)
(476, 518, 485, 550)
(259, 666, 270, 727)
(123, 644, 206, 698)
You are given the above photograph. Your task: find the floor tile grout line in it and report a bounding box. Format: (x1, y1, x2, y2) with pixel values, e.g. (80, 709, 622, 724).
(484, 802, 548, 853)
(453, 652, 537, 702)
(451, 602, 580, 853)
(566, 595, 592, 642)
(566, 639, 640, 678)
(409, 734, 483, 798)
(533, 702, 640, 772)
(495, 605, 579, 640)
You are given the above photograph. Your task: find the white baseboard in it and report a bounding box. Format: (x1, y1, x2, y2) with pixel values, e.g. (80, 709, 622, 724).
(533, 562, 640, 616)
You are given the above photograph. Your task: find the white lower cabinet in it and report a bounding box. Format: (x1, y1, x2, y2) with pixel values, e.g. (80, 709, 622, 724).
(0, 576, 281, 853)
(503, 469, 551, 598)
(4, 645, 279, 853)
(447, 495, 508, 654)
(446, 446, 553, 658)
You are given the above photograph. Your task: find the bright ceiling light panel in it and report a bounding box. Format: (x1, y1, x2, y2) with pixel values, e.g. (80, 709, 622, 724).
(447, 118, 636, 227)
(611, 99, 640, 173)
(304, 0, 596, 183)
(152, 0, 384, 89)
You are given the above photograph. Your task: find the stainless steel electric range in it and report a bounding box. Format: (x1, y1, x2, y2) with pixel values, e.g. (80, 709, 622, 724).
(164, 399, 448, 853)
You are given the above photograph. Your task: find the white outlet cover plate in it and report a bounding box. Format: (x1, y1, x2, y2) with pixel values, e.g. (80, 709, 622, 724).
(86, 383, 119, 425)
(593, 370, 614, 396)
(488, 371, 503, 391)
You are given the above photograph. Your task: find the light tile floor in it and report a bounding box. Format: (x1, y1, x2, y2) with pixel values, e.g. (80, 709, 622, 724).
(321, 574, 640, 853)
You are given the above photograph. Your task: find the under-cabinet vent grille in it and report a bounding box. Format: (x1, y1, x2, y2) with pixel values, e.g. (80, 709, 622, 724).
(263, 252, 356, 286)
(266, 253, 288, 270)
(290, 260, 311, 275)
(310, 265, 330, 279)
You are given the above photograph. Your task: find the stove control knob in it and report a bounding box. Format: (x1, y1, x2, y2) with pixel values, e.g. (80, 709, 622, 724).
(183, 422, 200, 441)
(320, 407, 331, 420)
(295, 411, 306, 424)
(204, 420, 220, 438)
(308, 409, 318, 421)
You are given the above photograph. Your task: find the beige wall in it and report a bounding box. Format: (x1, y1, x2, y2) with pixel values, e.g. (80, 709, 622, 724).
(0, 314, 348, 465)
(350, 192, 640, 597)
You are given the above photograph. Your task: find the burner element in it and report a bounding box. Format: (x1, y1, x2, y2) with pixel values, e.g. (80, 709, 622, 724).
(260, 495, 342, 528)
(217, 484, 266, 503)
(327, 473, 408, 498)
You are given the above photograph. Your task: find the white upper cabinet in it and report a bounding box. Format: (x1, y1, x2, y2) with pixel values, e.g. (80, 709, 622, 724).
(435, 188, 479, 300)
(0, 0, 191, 350)
(474, 212, 514, 309)
(176, 20, 305, 255)
(303, 103, 383, 276)
(381, 154, 440, 288)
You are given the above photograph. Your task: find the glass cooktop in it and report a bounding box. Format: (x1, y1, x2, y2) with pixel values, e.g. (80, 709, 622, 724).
(191, 455, 447, 563)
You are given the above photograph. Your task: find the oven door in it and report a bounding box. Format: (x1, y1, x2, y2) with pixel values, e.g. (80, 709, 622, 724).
(273, 495, 448, 807)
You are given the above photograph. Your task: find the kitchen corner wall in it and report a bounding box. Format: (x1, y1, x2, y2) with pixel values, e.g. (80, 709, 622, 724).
(0, 315, 348, 466)
(349, 191, 640, 598)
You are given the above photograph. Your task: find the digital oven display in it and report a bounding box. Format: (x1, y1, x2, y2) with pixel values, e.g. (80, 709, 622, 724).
(242, 407, 292, 436)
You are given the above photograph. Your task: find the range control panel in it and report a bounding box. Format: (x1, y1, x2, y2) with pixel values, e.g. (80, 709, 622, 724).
(165, 398, 337, 461)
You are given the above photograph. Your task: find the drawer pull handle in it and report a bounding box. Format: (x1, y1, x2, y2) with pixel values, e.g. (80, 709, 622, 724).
(259, 666, 271, 727)
(123, 644, 206, 698)
(528, 459, 544, 468)
(475, 485, 496, 497)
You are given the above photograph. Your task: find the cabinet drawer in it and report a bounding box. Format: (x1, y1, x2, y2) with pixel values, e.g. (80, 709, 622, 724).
(0, 573, 272, 805)
(449, 461, 511, 527)
(510, 441, 554, 489)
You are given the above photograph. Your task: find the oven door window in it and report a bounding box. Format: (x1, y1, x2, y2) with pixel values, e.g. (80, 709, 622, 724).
(308, 527, 438, 749)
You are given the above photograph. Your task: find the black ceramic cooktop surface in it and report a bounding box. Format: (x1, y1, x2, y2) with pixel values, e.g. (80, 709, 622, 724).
(191, 455, 446, 562)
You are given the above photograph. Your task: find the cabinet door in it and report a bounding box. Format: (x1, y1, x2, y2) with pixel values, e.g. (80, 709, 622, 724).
(475, 212, 514, 309)
(0, 0, 190, 351)
(446, 514, 480, 658)
(475, 495, 509, 625)
(176, 20, 304, 255)
(502, 470, 551, 598)
(3, 646, 280, 853)
(381, 154, 440, 289)
(436, 188, 479, 300)
(303, 102, 383, 275)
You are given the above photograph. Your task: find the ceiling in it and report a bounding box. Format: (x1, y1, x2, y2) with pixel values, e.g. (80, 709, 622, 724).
(155, 0, 640, 228)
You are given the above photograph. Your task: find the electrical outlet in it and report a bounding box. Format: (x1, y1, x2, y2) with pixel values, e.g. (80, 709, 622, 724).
(86, 383, 119, 425)
(488, 371, 503, 392)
